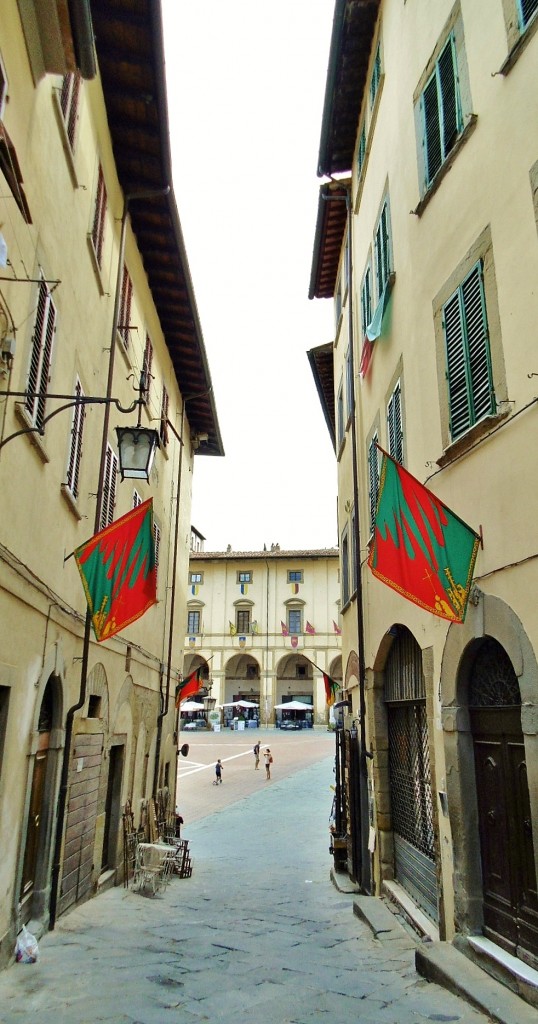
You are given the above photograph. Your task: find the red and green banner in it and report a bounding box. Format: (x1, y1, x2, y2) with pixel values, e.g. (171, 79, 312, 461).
(323, 673, 339, 707)
(175, 667, 203, 708)
(74, 498, 157, 641)
(368, 451, 480, 623)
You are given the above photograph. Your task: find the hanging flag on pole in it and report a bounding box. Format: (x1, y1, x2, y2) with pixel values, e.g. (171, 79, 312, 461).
(281, 620, 289, 636)
(175, 667, 202, 708)
(368, 450, 480, 623)
(305, 621, 316, 635)
(332, 620, 342, 636)
(323, 672, 340, 707)
(74, 498, 157, 642)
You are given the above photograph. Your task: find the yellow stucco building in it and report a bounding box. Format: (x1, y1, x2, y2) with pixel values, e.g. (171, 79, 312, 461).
(309, 0, 538, 1004)
(0, 1, 222, 965)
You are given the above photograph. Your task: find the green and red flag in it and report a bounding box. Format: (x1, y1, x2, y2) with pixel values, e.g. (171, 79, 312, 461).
(175, 667, 203, 709)
(74, 498, 157, 641)
(323, 673, 340, 707)
(368, 451, 480, 623)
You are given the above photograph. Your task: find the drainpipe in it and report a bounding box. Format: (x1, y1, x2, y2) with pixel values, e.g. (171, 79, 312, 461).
(49, 187, 169, 929)
(344, 184, 371, 895)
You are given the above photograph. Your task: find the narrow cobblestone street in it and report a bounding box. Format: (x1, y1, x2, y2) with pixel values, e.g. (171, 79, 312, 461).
(0, 738, 493, 1024)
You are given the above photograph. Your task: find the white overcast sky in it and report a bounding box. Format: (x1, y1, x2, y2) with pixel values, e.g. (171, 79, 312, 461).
(161, 1, 337, 553)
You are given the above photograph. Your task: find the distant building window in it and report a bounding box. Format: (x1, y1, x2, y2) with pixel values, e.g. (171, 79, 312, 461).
(361, 263, 372, 337)
(357, 124, 366, 177)
(237, 571, 252, 583)
(287, 571, 303, 583)
(236, 608, 251, 634)
(189, 572, 203, 584)
(187, 610, 200, 634)
(133, 490, 142, 508)
(337, 380, 344, 448)
(288, 609, 302, 634)
(420, 34, 462, 188)
(341, 526, 350, 607)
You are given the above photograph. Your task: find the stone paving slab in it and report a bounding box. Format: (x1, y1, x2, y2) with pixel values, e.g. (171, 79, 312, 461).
(0, 749, 506, 1024)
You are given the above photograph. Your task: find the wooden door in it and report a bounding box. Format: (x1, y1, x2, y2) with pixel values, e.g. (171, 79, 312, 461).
(472, 706, 538, 962)
(20, 732, 49, 901)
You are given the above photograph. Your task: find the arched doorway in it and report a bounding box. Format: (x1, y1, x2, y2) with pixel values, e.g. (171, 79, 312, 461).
(469, 637, 538, 960)
(384, 626, 438, 922)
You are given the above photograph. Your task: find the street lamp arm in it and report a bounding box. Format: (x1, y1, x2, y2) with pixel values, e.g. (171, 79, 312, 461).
(0, 391, 143, 452)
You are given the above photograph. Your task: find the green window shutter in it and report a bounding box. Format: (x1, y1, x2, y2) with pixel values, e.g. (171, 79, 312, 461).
(422, 33, 461, 188)
(357, 126, 366, 175)
(443, 262, 494, 440)
(438, 35, 460, 160)
(387, 382, 403, 464)
(361, 265, 372, 335)
(368, 433, 379, 532)
(519, 0, 538, 29)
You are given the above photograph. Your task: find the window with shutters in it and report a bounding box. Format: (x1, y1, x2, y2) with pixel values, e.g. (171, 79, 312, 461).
(368, 432, 380, 535)
(369, 43, 382, 109)
(337, 379, 344, 449)
(374, 199, 392, 299)
(361, 263, 372, 336)
(442, 261, 495, 441)
(118, 265, 132, 349)
(288, 608, 302, 635)
(65, 378, 85, 498)
(414, 11, 473, 203)
(345, 345, 353, 421)
(153, 520, 161, 581)
(133, 489, 142, 508)
(236, 608, 251, 634)
(159, 385, 169, 447)
(357, 124, 366, 179)
(142, 334, 153, 402)
(25, 278, 57, 430)
(420, 34, 461, 188)
(91, 164, 107, 268)
(387, 380, 404, 464)
(60, 72, 81, 150)
(187, 609, 200, 634)
(340, 526, 350, 607)
(517, 0, 538, 29)
(100, 444, 117, 529)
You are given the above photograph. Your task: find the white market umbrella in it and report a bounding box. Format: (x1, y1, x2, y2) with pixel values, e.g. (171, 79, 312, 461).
(274, 700, 312, 711)
(235, 699, 259, 708)
(179, 700, 205, 712)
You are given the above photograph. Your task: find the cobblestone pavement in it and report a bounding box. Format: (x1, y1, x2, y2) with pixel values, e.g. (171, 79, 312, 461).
(0, 733, 494, 1024)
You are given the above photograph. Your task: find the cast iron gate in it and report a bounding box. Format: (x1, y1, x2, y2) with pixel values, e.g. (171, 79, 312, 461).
(385, 627, 438, 923)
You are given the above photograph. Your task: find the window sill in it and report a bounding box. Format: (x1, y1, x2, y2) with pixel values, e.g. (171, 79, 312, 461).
(436, 408, 511, 468)
(14, 402, 50, 463)
(412, 115, 478, 218)
(499, 15, 538, 76)
(60, 482, 83, 520)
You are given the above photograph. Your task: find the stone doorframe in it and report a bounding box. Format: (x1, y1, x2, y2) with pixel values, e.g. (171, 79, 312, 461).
(440, 590, 538, 937)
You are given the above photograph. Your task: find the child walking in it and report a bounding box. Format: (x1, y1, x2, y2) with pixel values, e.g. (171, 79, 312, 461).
(214, 759, 223, 784)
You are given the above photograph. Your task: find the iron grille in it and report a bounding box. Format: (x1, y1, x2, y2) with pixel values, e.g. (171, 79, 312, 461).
(387, 702, 435, 860)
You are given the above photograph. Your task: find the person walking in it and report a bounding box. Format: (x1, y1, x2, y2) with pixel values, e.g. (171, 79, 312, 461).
(214, 759, 223, 784)
(263, 747, 273, 780)
(253, 742, 260, 770)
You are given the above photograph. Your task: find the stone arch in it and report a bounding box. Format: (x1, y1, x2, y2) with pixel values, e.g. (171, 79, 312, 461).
(85, 662, 110, 726)
(440, 592, 538, 938)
